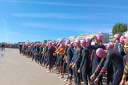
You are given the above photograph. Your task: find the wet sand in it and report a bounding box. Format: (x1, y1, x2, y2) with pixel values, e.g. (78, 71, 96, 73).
(0, 48, 65, 85)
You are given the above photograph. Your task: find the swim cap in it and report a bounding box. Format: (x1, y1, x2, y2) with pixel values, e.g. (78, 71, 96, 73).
(111, 43, 115, 48)
(36, 43, 39, 46)
(104, 44, 107, 47)
(114, 34, 120, 40)
(66, 40, 70, 44)
(96, 34, 102, 42)
(71, 43, 74, 47)
(60, 43, 65, 48)
(75, 40, 80, 45)
(42, 43, 45, 46)
(96, 48, 105, 57)
(33, 42, 36, 45)
(80, 40, 86, 45)
(53, 42, 57, 46)
(49, 42, 52, 46)
(59, 41, 62, 44)
(120, 36, 125, 44)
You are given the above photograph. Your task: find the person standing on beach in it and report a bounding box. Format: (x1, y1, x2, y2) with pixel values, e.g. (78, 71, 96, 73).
(19, 43, 22, 54)
(87, 34, 105, 85)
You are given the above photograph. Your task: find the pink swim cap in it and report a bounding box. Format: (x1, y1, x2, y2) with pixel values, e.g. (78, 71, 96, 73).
(60, 43, 65, 48)
(104, 44, 107, 47)
(120, 36, 125, 44)
(75, 40, 80, 45)
(59, 41, 62, 44)
(49, 42, 52, 46)
(96, 34, 102, 42)
(114, 34, 120, 40)
(41, 43, 45, 46)
(39, 43, 42, 46)
(36, 43, 39, 46)
(71, 43, 74, 47)
(96, 48, 105, 57)
(66, 40, 70, 44)
(81, 40, 86, 45)
(111, 43, 115, 48)
(33, 42, 36, 45)
(53, 42, 57, 46)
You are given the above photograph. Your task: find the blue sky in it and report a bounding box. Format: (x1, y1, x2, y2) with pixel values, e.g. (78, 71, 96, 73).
(0, 0, 128, 43)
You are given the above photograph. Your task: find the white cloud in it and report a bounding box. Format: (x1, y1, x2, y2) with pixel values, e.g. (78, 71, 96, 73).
(0, 0, 128, 9)
(12, 13, 91, 19)
(12, 12, 128, 20)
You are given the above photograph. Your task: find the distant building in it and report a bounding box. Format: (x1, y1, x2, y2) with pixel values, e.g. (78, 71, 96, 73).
(56, 32, 110, 43)
(109, 30, 114, 43)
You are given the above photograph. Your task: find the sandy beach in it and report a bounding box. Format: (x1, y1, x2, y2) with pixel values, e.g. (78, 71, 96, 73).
(0, 48, 65, 85)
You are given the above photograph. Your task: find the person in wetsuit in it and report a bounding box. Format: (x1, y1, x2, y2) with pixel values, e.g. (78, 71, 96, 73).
(54, 41, 63, 74)
(44, 44, 48, 68)
(120, 33, 128, 85)
(47, 42, 56, 72)
(120, 57, 128, 85)
(87, 34, 105, 85)
(65, 40, 74, 85)
(71, 40, 82, 85)
(35, 43, 40, 64)
(57, 43, 65, 75)
(19, 43, 22, 54)
(113, 33, 120, 51)
(78, 39, 91, 85)
(40, 43, 45, 66)
(93, 48, 123, 85)
(60, 43, 68, 78)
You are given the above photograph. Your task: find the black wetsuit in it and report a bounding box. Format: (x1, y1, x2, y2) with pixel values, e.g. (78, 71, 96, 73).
(38, 46, 42, 64)
(44, 46, 48, 65)
(113, 42, 120, 51)
(67, 45, 74, 80)
(86, 39, 105, 85)
(19, 45, 22, 54)
(47, 46, 56, 69)
(97, 49, 123, 85)
(72, 46, 82, 84)
(118, 43, 125, 57)
(79, 47, 91, 85)
(32, 45, 36, 60)
(35, 46, 40, 61)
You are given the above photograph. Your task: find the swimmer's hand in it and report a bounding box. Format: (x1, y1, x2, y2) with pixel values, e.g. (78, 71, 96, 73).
(90, 74, 95, 80)
(77, 69, 80, 73)
(120, 79, 125, 85)
(94, 78, 99, 84)
(92, 35, 96, 40)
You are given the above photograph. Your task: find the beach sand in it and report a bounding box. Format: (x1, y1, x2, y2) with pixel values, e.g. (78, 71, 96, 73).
(0, 48, 65, 85)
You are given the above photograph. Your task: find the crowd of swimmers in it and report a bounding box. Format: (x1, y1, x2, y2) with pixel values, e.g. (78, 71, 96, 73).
(18, 32, 128, 85)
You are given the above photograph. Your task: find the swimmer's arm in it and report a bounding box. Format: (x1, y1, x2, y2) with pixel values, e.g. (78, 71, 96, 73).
(94, 58, 106, 75)
(79, 51, 88, 70)
(97, 53, 110, 78)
